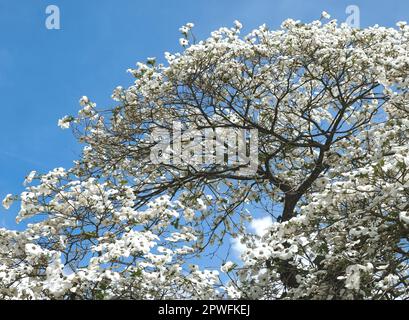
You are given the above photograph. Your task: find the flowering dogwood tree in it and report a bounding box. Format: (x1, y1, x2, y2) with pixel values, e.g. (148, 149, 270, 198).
(2, 15, 409, 299)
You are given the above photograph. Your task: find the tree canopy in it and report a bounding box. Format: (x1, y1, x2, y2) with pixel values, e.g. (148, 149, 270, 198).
(2, 16, 409, 299)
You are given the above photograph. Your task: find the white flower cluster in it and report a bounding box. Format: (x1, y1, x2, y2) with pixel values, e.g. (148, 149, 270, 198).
(3, 16, 409, 299)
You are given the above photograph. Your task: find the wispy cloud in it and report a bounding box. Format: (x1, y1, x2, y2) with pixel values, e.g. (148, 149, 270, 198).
(250, 216, 273, 237)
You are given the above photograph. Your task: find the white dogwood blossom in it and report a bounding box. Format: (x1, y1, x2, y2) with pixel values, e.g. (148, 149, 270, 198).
(321, 11, 331, 19)
(2, 194, 14, 210)
(57, 116, 72, 129)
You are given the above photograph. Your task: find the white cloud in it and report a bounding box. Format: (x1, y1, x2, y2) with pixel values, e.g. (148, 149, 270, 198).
(231, 236, 246, 257)
(250, 216, 273, 236)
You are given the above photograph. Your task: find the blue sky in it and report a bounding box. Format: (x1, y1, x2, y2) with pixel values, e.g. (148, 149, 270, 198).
(1, 0, 408, 232)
